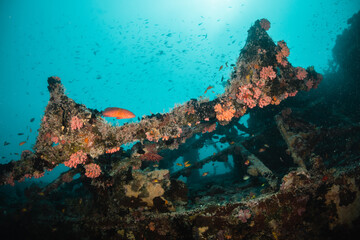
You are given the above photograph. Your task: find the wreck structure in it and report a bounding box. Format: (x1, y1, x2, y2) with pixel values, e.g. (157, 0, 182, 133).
(1, 16, 360, 240)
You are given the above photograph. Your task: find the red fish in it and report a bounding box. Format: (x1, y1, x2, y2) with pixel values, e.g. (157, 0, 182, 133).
(219, 65, 223, 71)
(322, 175, 328, 182)
(102, 107, 135, 119)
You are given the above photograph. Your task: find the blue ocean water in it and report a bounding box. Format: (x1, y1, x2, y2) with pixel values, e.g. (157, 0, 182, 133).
(0, 0, 359, 182)
(1, 1, 360, 239)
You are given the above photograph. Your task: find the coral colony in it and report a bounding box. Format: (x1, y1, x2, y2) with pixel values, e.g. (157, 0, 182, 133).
(1, 17, 360, 239)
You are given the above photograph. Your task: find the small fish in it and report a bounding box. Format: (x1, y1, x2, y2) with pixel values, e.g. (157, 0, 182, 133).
(19, 141, 26, 146)
(17, 133, 24, 136)
(219, 65, 223, 71)
(258, 148, 266, 152)
(272, 231, 279, 240)
(4, 141, 10, 146)
(38, 192, 45, 196)
(322, 175, 328, 182)
(21, 208, 27, 212)
(152, 164, 159, 168)
(185, 163, 191, 167)
(152, 179, 159, 183)
(244, 160, 250, 166)
(204, 85, 214, 94)
(176, 163, 183, 167)
(202, 172, 209, 177)
(184, 161, 190, 165)
(102, 107, 135, 119)
(225, 62, 228, 67)
(243, 175, 250, 180)
(30, 118, 35, 122)
(264, 144, 270, 148)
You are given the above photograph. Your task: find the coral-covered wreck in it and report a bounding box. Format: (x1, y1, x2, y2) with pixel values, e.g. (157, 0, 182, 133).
(1, 16, 360, 240)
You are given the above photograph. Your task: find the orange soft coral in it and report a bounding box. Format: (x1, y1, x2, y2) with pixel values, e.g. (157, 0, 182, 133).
(214, 102, 236, 123)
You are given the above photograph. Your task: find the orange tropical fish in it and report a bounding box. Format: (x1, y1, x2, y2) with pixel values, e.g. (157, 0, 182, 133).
(204, 85, 214, 94)
(19, 141, 26, 146)
(185, 163, 191, 167)
(202, 172, 209, 177)
(176, 163, 183, 167)
(102, 107, 135, 119)
(259, 148, 266, 152)
(219, 65, 223, 71)
(244, 159, 250, 165)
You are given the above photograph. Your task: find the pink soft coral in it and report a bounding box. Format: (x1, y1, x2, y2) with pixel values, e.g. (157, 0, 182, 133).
(236, 84, 261, 109)
(276, 41, 290, 66)
(71, 116, 83, 130)
(64, 150, 87, 168)
(237, 209, 251, 223)
(296, 67, 308, 80)
(277, 41, 290, 57)
(202, 123, 217, 133)
(84, 163, 101, 178)
(260, 66, 276, 80)
(258, 95, 272, 108)
(140, 152, 163, 162)
(305, 79, 314, 90)
(260, 18, 270, 31)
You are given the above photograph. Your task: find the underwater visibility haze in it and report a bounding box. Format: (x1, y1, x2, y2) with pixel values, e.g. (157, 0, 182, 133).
(1, 0, 360, 239)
